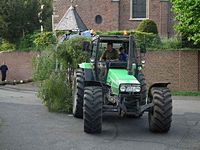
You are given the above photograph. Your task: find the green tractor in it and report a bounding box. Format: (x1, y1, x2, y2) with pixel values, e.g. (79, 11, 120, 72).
(73, 35, 172, 134)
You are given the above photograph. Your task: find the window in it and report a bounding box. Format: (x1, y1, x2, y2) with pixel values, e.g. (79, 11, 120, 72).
(130, 0, 149, 20)
(95, 15, 103, 24)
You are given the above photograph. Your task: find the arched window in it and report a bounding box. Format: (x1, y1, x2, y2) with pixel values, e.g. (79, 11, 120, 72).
(95, 15, 103, 24)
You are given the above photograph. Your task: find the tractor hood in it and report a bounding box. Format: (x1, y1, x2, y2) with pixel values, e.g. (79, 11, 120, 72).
(106, 69, 140, 95)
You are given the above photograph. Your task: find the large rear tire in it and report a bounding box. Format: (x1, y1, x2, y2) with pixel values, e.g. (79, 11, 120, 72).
(73, 69, 84, 118)
(148, 87, 172, 133)
(84, 86, 103, 134)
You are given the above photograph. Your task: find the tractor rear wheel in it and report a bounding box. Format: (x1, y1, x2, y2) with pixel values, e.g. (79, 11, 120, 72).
(148, 87, 172, 133)
(84, 86, 103, 134)
(73, 69, 84, 118)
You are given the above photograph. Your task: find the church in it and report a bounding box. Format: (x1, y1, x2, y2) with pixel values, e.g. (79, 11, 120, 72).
(53, 0, 174, 37)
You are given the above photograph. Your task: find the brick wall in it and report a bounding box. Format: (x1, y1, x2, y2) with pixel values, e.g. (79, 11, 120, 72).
(0, 51, 199, 91)
(0, 51, 37, 81)
(143, 50, 199, 91)
(53, 0, 120, 31)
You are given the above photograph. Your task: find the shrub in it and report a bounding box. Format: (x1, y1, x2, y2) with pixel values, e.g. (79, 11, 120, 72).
(17, 32, 56, 51)
(0, 40, 16, 51)
(17, 34, 36, 51)
(136, 19, 158, 34)
(33, 32, 56, 50)
(32, 52, 55, 81)
(33, 37, 91, 113)
(57, 37, 91, 68)
(38, 72, 72, 113)
(149, 37, 182, 50)
(133, 31, 160, 48)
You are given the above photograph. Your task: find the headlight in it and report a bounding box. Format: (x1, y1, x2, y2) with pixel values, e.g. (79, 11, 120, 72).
(119, 84, 141, 93)
(120, 85, 126, 92)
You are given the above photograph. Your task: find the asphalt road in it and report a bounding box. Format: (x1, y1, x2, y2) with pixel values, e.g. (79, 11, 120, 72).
(0, 86, 200, 150)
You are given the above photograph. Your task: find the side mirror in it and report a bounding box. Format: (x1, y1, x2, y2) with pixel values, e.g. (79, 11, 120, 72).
(82, 41, 90, 52)
(140, 44, 146, 53)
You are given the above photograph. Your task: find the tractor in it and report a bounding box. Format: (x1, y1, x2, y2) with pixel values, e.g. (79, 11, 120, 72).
(72, 35, 172, 134)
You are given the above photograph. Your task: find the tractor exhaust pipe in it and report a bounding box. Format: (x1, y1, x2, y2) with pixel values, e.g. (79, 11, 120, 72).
(127, 35, 136, 75)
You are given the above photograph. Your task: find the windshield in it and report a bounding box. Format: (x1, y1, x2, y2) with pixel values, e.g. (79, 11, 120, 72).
(98, 41, 129, 61)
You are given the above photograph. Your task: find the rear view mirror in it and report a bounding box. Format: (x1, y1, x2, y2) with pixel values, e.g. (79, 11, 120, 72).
(140, 44, 146, 53)
(82, 41, 90, 52)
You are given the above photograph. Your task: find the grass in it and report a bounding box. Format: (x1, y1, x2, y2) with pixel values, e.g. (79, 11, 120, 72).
(172, 91, 200, 96)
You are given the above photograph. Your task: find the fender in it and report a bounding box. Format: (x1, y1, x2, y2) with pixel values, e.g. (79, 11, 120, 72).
(148, 82, 170, 101)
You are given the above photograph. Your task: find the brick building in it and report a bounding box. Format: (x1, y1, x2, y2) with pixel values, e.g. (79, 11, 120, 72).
(53, 0, 174, 37)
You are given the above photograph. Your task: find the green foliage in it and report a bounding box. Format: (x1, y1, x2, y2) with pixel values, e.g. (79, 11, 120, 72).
(33, 37, 91, 113)
(172, 0, 200, 45)
(17, 32, 56, 51)
(17, 34, 36, 51)
(136, 19, 158, 34)
(98, 30, 160, 48)
(0, 0, 53, 43)
(133, 31, 160, 48)
(38, 72, 72, 113)
(57, 37, 91, 68)
(33, 32, 56, 50)
(172, 91, 200, 96)
(32, 52, 55, 81)
(150, 37, 182, 50)
(0, 40, 16, 51)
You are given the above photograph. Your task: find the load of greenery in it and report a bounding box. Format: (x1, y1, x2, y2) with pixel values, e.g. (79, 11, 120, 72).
(172, 0, 200, 47)
(33, 36, 90, 112)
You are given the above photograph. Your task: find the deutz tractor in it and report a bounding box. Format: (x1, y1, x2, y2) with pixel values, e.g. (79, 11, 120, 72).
(72, 35, 172, 134)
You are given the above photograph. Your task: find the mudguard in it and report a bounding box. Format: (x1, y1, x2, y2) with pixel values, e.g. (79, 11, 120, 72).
(148, 82, 170, 100)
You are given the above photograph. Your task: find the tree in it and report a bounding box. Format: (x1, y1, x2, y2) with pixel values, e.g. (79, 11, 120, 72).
(172, 0, 200, 45)
(0, 0, 53, 43)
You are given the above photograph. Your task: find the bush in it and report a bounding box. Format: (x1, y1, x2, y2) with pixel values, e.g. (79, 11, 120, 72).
(17, 34, 36, 51)
(136, 19, 158, 34)
(0, 40, 16, 51)
(57, 37, 91, 68)
(33, 32, 56, 50)
(32, 52, 55, 81)
(17, 32, 56, 51)
(150, 37, 182, 50)
(38, 72, 72, 113)
(133, 31, 160, 48)
(33, 37, 91, 113)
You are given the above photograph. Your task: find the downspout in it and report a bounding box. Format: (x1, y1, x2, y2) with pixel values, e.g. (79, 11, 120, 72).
(118, 0, 120, 30)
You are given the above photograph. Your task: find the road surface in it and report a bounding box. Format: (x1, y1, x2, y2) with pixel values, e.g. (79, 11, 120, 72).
(0, 85, 200, 150)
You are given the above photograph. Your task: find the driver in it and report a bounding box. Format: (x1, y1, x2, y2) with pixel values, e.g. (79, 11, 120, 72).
(100, 42, 118, 61)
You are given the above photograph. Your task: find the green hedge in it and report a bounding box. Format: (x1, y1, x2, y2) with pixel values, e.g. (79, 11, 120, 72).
(0, 40, 16, 51)
(17, 32, 56, 51)
(136, 19, 158, 34)
(98, 30, 160, 48)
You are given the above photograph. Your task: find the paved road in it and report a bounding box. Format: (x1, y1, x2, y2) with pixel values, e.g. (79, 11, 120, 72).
(0, 86, 200, 150)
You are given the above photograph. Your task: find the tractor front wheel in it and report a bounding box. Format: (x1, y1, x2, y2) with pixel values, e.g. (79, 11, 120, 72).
(138, 73, 147, 105)
(72, 69, 84, 118)
(148, 87, 172, 133)
(84, 86, 103, 134)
